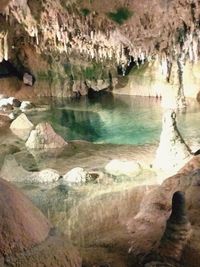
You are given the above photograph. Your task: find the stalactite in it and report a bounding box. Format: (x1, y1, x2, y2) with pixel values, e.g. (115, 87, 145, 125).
(176, 53, 187, 108)
(0, 37, 3, 62)
(3, 32, 8, 60)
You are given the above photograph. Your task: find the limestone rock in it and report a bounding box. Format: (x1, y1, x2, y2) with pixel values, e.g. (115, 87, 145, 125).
(105, 159, 141, 177)
(23, 72, 34, 86)
(0, 177, 51, 256)
(36, 169, 60, 184)
(26, 122, 67, 150)
(0, 177, 82, 267)
(20, 101, 34, 111)
(72, 80, 88, 96)
(86, 79, 110, 91)
(10, 113, 34, 140)
(143, 191, 192, 267)
(62, 167, 90, 185)
(154, 111, 192, 173)
(157, 191, 192, 262)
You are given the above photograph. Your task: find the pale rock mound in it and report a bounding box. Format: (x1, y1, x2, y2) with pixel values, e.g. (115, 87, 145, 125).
(36, 168, 60, 183)
(26, 122, 67, 149)
(63, 167, 90, 185)
(154, 111, 192, 174)
(105, 159, 141, 177)
(10, 113, 34, 140)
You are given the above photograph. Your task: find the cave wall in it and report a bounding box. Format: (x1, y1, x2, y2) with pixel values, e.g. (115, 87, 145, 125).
(0, 0, 200, 102)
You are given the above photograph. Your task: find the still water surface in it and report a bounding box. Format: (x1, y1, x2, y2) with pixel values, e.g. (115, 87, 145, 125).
(29, 95, 200, 146)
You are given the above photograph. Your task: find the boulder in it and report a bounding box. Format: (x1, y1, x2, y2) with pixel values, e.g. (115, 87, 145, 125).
(10, 113, 34, 140)
(36, 169, 60, 183)
(12, 98, 21, 107)
(62, 167, 90, 185)
(20, 101, 34, 111)
(0, 177, 51, 257)
(0, 177, 82, 267)
(26, 122, 68, 150)
(154, 111, 192, 174)
(23, 72, 34, 86)
(105, 159, 141, 177)
(0, 97, 21, 110)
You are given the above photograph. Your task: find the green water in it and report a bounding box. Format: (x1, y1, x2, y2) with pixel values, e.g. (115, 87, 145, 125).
(29, 95, 200, 146)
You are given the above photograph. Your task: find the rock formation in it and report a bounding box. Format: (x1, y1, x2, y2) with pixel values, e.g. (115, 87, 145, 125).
(26, 122, 67, 149)
(0, 177, 82, 266)
(10, 113, 34, 140)
(0, 0, 200, 101)
(154, 110, 192, 174)
(62, 167, 91, 185)
(142, 191, 192, 267)
(157, 191, 192, 261)
(0, 177, 51, 256)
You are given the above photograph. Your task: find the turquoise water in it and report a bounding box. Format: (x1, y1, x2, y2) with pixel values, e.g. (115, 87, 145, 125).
(29, 95, 200, 145)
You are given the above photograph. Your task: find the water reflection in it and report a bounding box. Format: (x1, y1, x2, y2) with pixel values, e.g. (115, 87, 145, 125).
(28, 95, 200, 146)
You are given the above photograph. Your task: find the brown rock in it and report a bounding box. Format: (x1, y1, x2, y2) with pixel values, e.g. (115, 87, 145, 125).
(26, 122, 68, 149)
(0, 177, 51, 257)
(157, 191, 192, 262)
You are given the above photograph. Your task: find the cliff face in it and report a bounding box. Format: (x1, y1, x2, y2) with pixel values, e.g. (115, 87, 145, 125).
(0, 0, 200, 103)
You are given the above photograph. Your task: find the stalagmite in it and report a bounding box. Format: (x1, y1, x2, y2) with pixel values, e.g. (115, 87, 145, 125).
(143, 191, 192, 267)
(158, 191, 192, 261)
(176, 54, 187, 108)
(154, 110, 191, 174)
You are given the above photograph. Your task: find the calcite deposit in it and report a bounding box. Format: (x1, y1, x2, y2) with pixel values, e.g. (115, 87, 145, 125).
(154, 110, 192, 174)
(0, 0, 199, 103)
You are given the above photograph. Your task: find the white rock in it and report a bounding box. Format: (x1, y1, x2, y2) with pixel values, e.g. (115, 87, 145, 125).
(26, 122, 67, 150)
(20, 101, 33, 111)
(63, 167, 89, 185)
(105, 159, 141, 177)
(31, 169, 60, 184)
(8, 112, 15, 120)
(10, 113, 34, 140)
(0, 98, 10, 108)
